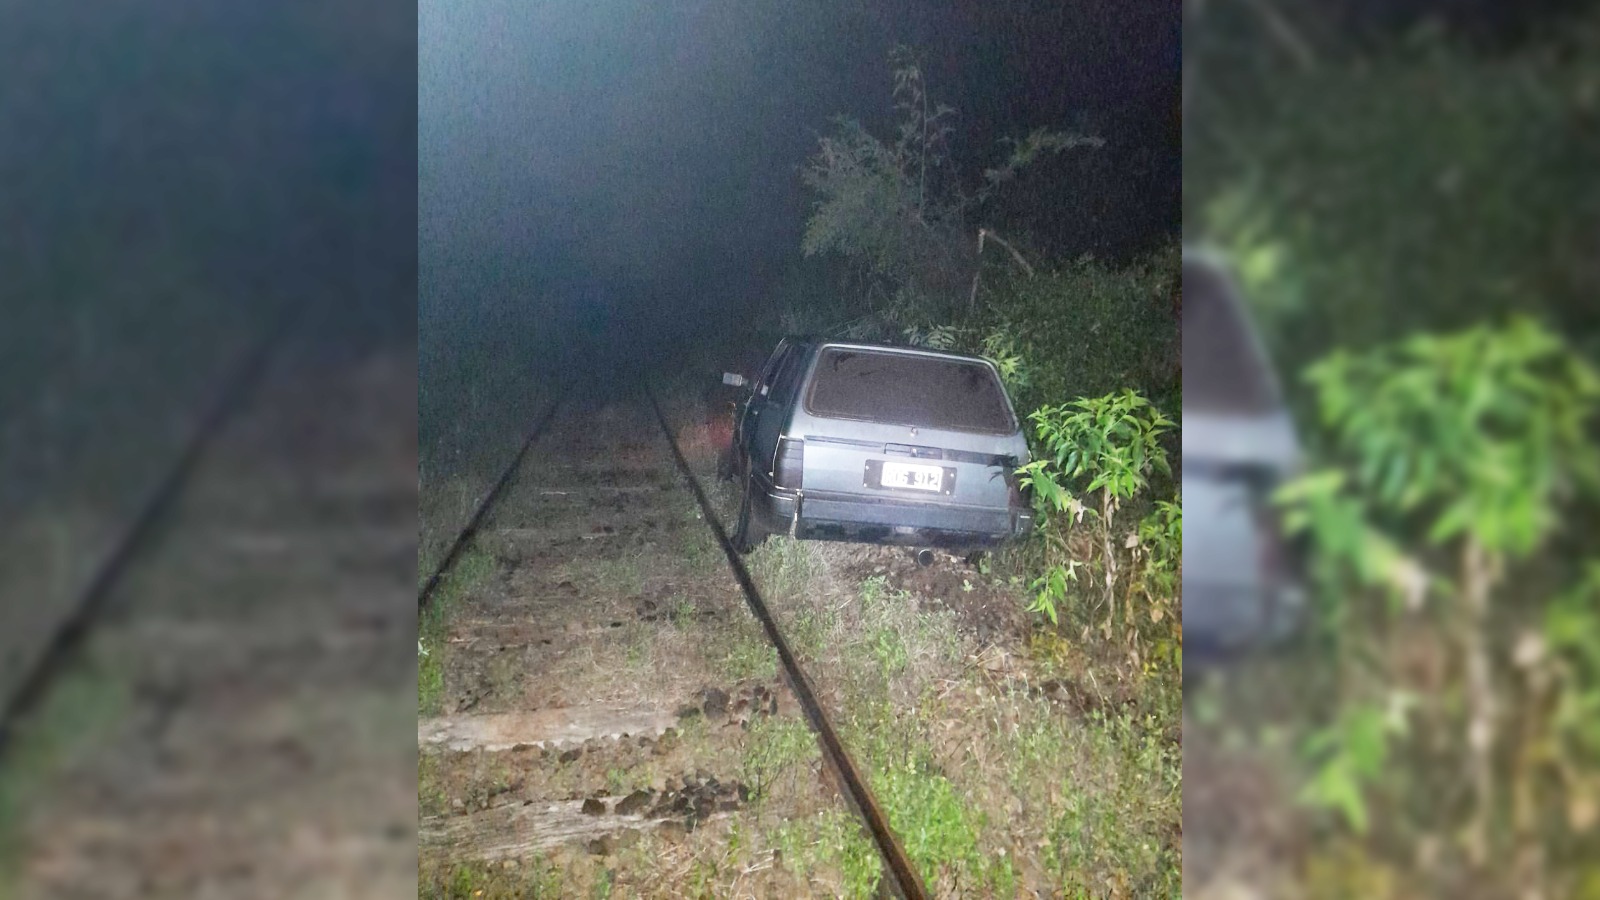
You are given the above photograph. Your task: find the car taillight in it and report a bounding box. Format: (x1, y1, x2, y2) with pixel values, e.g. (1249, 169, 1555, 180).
(1006, 469, 1027, 509)
(774, 438, 803, 489)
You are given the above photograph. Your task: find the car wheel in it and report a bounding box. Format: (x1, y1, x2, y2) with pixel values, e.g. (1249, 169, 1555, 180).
(732, 473, 765, 554)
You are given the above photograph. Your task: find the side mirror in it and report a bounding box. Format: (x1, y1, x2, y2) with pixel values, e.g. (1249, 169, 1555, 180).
(722, 372, 748, 388)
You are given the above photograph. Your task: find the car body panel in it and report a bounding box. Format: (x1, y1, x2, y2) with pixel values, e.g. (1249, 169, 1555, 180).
(1182, 410, 1306, 652)
(1181, 247, 1309, 660)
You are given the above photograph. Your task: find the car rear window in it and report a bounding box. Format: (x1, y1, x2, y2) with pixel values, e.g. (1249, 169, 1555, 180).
(1183, 258, 1283, 415)
(805, 348, 1015, 433)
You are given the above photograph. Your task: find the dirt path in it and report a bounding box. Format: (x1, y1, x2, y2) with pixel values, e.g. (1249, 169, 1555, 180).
(1, 329, 417, 899)
(418, 387, 863, 897)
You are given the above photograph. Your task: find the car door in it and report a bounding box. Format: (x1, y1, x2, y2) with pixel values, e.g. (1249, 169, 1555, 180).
(749, 345, 809, 481)
(736, 341, 794, 477)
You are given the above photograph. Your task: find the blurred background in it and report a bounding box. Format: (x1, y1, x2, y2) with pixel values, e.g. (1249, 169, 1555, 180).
(0, 0, 413, 701)
(0, 1, 417, 895)
(1183, 0, 1600, 897)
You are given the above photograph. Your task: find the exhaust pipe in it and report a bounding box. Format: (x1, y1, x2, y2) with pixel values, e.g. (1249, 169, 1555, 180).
(914, 548, 936, 568)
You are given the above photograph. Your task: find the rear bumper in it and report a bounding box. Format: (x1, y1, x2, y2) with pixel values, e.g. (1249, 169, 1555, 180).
(1182, 579, 1308, 655)
(751, 482, 1032, 548)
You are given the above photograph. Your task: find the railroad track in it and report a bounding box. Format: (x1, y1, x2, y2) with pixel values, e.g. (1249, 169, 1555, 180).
(418, 399, 562, 614)
(0, 301, 304, 757)
(419, 382, 930, 900)
(1, 305, 417, 898)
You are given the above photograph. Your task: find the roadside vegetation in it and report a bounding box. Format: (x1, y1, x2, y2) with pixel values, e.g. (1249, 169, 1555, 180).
(1186, 3, 1600, 896)
(783, 46, 1183, 674)
(650, 386, 1182, 896)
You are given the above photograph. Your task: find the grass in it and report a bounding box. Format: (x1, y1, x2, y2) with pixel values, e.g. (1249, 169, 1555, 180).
(1038, 708, 1181, 897)
(418, 545, 497, 716)
(420, 748, 520, 819)
(674, 710, 713, 748)
(461, 759, 515, 812)
(716, 629, 778, 683)
(411, 377, 1177, 896)
(620, 620, 655, 673)
(734, 532, 1181, 897)
(747, 535, 819, 599)
(417, 361, 551, 717)
(669, 596, 698, 630)
(858, 574, 890, 610)
(771, 809, 885, 898)
(677, 518, 720, 574)
(868, 625, 909, 679)
(589, 552, 645, 598)
(0, 664, 129, 882)
(604, 766, 634, 796)
(419, 751, 449, 818)
(786, 606, 835, 662)
(851, 576, 962, 697)
(739, 715, 818, 804)
(842, 698, 1016, 895)
(418, 856, 563, 900)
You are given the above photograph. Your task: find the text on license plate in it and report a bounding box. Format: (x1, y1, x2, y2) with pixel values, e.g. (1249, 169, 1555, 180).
(880, 461, 943, 492)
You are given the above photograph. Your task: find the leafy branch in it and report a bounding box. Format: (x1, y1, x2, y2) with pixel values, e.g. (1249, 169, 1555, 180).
(1016, 390, 1175, 645)
(1276, 317, 1600, 871)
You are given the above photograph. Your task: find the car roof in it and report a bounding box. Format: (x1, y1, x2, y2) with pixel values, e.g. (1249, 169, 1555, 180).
(783, 337, 998, 367)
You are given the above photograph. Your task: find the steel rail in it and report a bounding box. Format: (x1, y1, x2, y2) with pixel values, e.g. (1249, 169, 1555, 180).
(417, 399, 561, 613)
(414, 385, 928, 898)
(644, 386, 930, 900)
(0, 300, 306, 757)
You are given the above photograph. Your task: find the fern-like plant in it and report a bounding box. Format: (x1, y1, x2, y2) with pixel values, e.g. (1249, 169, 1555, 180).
(1016, 389, 1174, 640)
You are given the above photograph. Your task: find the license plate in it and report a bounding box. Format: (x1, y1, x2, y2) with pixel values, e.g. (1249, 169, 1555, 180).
(880, 461, 943, 492)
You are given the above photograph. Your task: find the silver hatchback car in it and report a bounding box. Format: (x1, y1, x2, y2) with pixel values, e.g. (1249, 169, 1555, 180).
(725, 338, 1035, 554)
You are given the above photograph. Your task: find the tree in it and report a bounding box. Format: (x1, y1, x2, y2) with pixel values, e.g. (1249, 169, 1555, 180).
(800, 46, 1099, 328)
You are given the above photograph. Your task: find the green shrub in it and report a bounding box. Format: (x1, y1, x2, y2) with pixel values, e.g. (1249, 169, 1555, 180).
(1277, 317, 1600, 877)
(1016, 390, 1179, 662)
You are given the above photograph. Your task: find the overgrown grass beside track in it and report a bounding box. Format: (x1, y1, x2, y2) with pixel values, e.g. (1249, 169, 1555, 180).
(654, 381, 1182, 897)
(418, 546, 497, 716)
(743, 536, 1183, 897)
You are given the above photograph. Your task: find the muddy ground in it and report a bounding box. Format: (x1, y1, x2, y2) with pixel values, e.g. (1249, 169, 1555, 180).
(419, 380, 1181, 898)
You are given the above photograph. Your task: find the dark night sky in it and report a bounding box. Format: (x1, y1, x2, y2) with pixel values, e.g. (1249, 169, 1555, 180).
(420, 0, 1181, 372)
